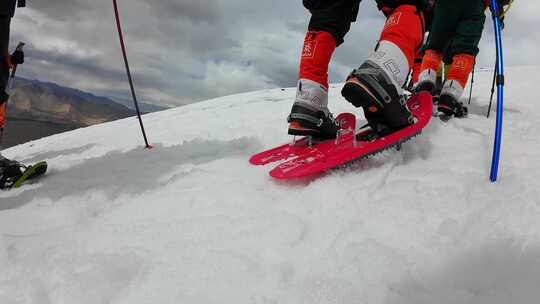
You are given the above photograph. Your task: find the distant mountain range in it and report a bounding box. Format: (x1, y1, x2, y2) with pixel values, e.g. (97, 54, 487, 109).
(9, 77, 168, 125)
(110, 96, 169, 114)
(1, 77, 169, 149)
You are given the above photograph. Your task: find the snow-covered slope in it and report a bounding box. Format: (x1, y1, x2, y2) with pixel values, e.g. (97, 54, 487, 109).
(1, 66, 539, 304)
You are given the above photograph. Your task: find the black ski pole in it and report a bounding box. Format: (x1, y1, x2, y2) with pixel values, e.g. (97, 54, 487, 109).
(112, 0, 153, 149)
(468, 63, 475, 105)
(487, 60, 497, 118)
(0, 42, 25, 146)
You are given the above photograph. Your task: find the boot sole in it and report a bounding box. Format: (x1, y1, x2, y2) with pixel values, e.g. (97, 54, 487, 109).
(288, 123, 336, 140)
(342, 81, 382, 113)
(415, 81, 435, 94)
(288, 127, 318, 137)
(437, 104, 468, 118)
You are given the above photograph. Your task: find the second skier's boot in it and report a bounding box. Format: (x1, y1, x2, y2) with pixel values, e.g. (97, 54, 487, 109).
(438, 92, 468, 118)
(0, 157, 23, 190)
(437, 54, 475, 118)
(416, 50, 443, 94)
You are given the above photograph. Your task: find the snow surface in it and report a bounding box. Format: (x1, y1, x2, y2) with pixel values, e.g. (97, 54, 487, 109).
(1, 66, 540, 304)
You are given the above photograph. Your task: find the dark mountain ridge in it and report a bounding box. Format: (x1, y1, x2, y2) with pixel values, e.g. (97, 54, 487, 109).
(1, 77, 167, 149)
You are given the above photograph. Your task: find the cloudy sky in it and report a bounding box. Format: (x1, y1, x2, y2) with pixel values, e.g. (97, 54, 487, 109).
(9, 0, 540, 107)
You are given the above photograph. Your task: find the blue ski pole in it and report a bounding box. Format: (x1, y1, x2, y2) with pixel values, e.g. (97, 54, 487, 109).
(489, 0, 505, 182)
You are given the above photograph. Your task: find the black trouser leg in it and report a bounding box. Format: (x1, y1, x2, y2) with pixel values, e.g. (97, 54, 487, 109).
(0, 15, 11, 103)
(304, 0, 361, 46)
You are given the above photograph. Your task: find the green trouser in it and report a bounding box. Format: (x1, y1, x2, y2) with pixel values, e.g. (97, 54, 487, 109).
(426, 0, 486, 58)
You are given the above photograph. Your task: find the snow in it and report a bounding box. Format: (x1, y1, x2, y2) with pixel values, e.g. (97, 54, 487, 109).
(1, 66, 540, 303)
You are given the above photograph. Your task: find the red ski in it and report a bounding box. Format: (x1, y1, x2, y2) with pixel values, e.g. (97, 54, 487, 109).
(249, 113, 356, 165)
(269, 92, 433, 179)
(249, 92, 432, 179)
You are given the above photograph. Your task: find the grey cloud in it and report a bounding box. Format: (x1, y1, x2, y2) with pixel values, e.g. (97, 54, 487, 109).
(8, 1, 539, 108)
(26, 0, 94, 20)
(144, 0, 222, 24)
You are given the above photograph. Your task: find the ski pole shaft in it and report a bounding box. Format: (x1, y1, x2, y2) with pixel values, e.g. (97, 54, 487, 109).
(468, 63, 475, 105)
(489, 0, 505, 182)
(487, 61, 497, 118)
(7, 66, 18, 93)
(112, 0, 152, 149)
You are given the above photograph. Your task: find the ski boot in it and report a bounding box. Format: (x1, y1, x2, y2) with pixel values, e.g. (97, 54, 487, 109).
(415, 79, 436, 95)
(437, 79, 468, 120)
(438, 94, 468, 120)
(0, 157, 23, 190)
(415, 50, 443, 95)
(415, 66, 437, 95)
(432, 74, 443, 100)
(342, 61, 414, 137)
(0, 157, 47, 190)
(287, 79, 341, 140)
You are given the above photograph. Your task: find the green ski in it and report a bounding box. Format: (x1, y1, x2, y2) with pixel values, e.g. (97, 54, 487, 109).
(12, 161, 47, 188)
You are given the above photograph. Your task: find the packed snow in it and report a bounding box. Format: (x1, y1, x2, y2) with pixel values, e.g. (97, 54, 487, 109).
(1, 66, 539, 304)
